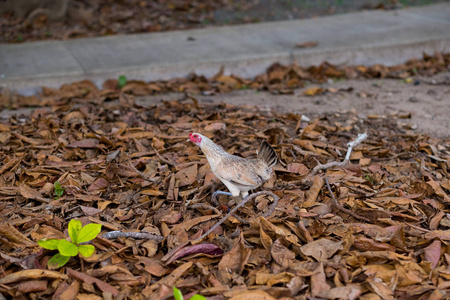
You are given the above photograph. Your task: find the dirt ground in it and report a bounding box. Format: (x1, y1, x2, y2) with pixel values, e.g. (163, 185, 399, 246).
(1, 72, 449, 139)
(133, 72, 450, 139)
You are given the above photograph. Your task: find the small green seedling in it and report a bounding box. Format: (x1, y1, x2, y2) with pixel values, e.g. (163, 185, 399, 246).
(118, 75, 127, 88)
(173, 286, 205, 300)
(54, 181, 65, 199)
(38, 219, 102, 269)
(365, 174, 374, 185)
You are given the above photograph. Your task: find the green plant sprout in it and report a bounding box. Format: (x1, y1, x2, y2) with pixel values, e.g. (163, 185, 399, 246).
(173, 286, 205, 300)
(38, 219, 102, 269)
(54, 181, 65, 199)
(118, 75, 127, 88)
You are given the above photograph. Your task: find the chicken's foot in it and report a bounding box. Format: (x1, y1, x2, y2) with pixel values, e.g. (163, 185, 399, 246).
(211, 191, 232, 205)
(193, 191, 280, 242)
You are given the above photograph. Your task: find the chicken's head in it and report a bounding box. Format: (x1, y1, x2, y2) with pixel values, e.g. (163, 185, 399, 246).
(189, 133, 202, 146)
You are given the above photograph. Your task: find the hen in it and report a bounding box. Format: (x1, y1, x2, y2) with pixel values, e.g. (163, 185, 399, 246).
(189, 133, 277, 200)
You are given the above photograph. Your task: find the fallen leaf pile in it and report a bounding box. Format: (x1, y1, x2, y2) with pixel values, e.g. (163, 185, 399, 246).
(0, 0, 421, 43)
(0, 0, 236, 43)
(1, 52, 448, 110)
(1, 87, 450, 299)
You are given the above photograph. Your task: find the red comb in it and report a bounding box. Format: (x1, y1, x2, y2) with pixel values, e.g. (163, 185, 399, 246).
(189, 133, 193, 137)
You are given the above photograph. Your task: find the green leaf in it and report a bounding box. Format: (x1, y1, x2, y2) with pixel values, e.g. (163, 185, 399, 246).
(58, 239, 78, 257)
(189, 295, 206, 300)
(78, 244, 95, 257)
(38, 239, 61, 250)
(118, 75, 127, 88)
(54, 181, 65, 198)
(68, 219, 82, 244)
(54, 181, 61, 190)
(76, 223, 102, 244)
(47, 253, 70, 269)
(173, 286, 183, 300)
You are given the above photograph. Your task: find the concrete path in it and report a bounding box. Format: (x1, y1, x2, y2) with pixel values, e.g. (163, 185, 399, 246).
(1, 3, 450, 95)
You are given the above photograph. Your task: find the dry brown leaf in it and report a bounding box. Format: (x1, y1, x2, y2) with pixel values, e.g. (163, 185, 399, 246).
(300, 238, 342, 262)
(0, 223, 34, 246)
(175, 164, 198, 187)
(305, 175, 324, 202)
(424, 240, 441, 269)
(229, 290, 276, 300)
(58, 280, 80, 300)
(0, 270, 68, 284)
(67, 268, 119, 296)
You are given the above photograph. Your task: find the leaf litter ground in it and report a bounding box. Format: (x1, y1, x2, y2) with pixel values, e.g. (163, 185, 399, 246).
(1, 55, 450, 300)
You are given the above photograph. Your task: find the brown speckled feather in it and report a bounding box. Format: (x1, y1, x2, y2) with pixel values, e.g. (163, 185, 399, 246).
(194, 134, 277, 197)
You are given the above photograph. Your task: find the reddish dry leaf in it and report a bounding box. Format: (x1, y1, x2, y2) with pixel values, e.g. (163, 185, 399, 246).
(367, 278, 394, 300)
(353, 237, 396, 252)
(287, 163, 309, 175)
(229, 290, 276, 300)
(175, 164, 198, 187)
(164, 243, 223, 265)
(87, 265, 134, 278)
(204, 122, 226, 132)
(429, 211, 446, 230)
(424, 240, 441, 269)
(0, 222, 34, 246)
(0, 252, 39, 270)
(80, 206, 103, 216)
(67, 268, 119, 296)
(58, 280, 80, 300)
(260, 217, 299, 244)
(218, 233, 251, 284)
(149, 261, 194, 295)
(171, 214, 220, 232)
(396, 263, 427, 287)
(425, 230, 450, 241)
(88, 177, 110, 192)
(260, 226, 273, 251)
(427, 180, 450, 202)
(271, 238, 296, 269)
(19, 184, 48, 202)
(16, 280, 48, 293)
(255, 272, 295, 287)
(67, 139, 99, 148)
(310, 263, 331, 297)
(0, 270, 68, 284)
(300, 238, 343, 261)
(141, 259, 170, 277)
(160, 211, 182, 224)
(305, 175, 324, 202)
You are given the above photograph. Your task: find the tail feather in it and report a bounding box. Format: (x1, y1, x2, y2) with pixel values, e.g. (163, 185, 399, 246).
(258, 141, 277, 168)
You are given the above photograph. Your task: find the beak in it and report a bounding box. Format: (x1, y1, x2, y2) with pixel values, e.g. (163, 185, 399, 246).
(186, 138, 191, 142)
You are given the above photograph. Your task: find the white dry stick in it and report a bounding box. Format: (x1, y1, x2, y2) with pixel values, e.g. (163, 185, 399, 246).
(310, 132, 368, 176)
(102, 231, 164, 241)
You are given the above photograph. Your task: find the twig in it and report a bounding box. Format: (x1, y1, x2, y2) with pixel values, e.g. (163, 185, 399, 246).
(232, 192, 280, 224)
(185, 185, 210, 207)
(310, 133, 368, 176)
(193, 191, 280, 241)
(189, 203, 222, 215)
(101, 231, 164, 241)
(152, 147, 175, 166)
(127, 154, 159, 183)
(325, 178, 372, 223)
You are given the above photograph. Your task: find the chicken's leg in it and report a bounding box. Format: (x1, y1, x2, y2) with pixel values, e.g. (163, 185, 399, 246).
(211, 191, 232, 205)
